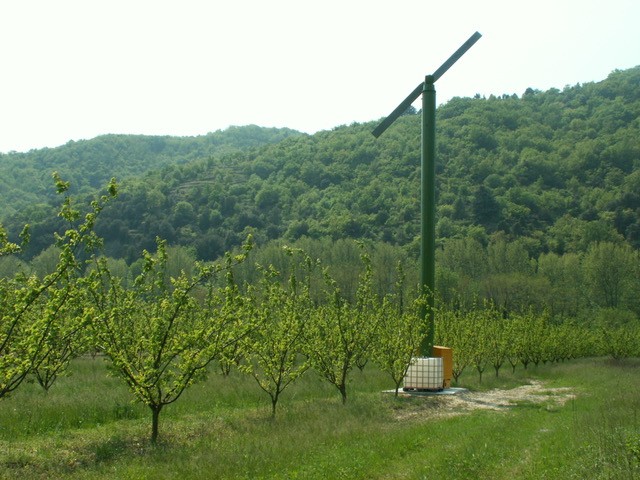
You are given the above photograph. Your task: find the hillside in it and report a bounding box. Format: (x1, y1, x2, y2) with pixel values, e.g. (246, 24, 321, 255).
(0, 125, 303, 219)
(2, 67, 639, 263)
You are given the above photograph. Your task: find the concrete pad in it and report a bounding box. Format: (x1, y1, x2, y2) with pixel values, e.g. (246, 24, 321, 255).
(383, 387, 468, 396)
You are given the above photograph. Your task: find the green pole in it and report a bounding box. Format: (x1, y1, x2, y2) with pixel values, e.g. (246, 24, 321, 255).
(370, 32, 481, 356)
(420, 75, 436, 356)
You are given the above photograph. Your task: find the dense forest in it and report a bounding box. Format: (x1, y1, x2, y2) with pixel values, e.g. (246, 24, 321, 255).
(0, 125, 302, 219)
(1, 66, 639, 322)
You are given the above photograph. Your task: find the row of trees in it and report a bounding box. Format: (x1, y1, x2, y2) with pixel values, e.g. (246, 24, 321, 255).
(9, 233, 637, 324)
(437, 236, 640, 319)
(0, 186, 424, 443)
(436, 305, 640, 384)
(2, 183, 639, 445)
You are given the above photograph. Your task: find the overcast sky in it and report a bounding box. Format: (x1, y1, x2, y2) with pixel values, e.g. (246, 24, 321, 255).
(1, 0, 638, 153)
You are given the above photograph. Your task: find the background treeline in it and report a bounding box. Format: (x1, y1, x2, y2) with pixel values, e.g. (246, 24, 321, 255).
(1, 66, 639, 323)
(4, 235, 638, 328)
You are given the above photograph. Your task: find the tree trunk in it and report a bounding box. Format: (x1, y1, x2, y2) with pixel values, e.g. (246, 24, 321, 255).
(394, 379, 402, 397)
(150, 404, 163, 444)
(338, 383, 347, 404)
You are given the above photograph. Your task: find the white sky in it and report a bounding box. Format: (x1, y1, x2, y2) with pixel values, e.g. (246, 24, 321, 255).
(1, 0, 638, 153)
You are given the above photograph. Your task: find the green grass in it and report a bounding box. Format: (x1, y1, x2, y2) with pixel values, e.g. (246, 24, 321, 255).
(0, 357, 639, 479)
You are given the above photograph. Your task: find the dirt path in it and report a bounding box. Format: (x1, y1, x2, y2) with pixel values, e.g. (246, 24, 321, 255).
(393, 380, 576, 421)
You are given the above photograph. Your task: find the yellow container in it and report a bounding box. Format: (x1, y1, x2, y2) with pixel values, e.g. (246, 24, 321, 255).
(432, 346, 453, 388)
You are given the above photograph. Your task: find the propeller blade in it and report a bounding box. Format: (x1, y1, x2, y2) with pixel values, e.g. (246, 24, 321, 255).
(372, 82, 423, 138)
(432, 31, 482, 82)
(371, 31, 481, 138)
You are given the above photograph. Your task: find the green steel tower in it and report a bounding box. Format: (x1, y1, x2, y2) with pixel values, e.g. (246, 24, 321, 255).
(372, 31, 482, 355)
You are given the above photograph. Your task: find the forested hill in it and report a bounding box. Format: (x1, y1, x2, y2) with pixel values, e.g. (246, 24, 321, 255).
(4, 66, 640, 262)
(0, 125, 302, 219)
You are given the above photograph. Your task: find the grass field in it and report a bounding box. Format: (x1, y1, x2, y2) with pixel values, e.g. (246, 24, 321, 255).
(0, 356, 639, 479)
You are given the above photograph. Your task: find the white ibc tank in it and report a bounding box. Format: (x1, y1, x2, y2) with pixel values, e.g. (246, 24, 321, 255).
(403, 357, 444, 391)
